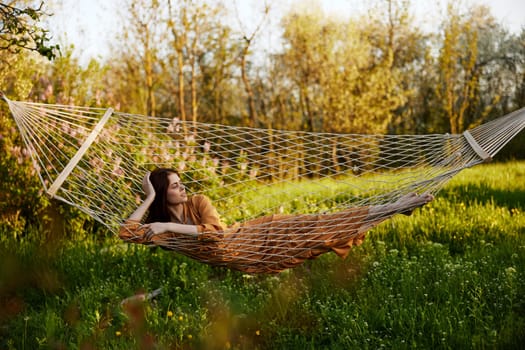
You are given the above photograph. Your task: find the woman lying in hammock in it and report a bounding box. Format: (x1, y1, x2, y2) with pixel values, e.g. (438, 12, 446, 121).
(119, 168, 433, 274)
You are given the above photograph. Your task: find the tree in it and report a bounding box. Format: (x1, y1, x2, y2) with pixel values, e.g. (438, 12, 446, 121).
(233, 0, 270, 128)
(197, 22, 242, 125)
(436, 3, 481, 134)
(279, 3, 327, 133)
(512, 29, 525, 109)
(166, 0, 230, 131)
(0, 1, 59, 60)
(363, 0, 432, 133)
(166, 0, 188, 125)
(469, 6, 521, 118)
(106, 0, 166, 117)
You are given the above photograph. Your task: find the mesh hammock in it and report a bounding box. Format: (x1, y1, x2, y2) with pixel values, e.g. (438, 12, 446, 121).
(3, 92, 525, 273)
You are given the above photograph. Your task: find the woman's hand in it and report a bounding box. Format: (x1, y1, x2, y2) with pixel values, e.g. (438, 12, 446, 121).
(141, 222, 169, 241)
(124, 171, 157, 223)
(142, 171, 155, 197)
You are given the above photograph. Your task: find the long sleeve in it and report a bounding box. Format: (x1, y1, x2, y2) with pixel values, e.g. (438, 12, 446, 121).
(193, 195, 225, 232)
(119, 219, 196, 247)
(188, 195, 231, 241)
(119, 219, 145, 243)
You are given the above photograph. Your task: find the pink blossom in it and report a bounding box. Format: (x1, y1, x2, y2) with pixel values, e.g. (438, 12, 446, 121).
(162, 150, 171, 162)
(95, 90, 102, 106)
(45, 84, 53, 99)
(11, 146, 21, 157)
(112, 167, 124, 178)
(61, 123, 70, 134)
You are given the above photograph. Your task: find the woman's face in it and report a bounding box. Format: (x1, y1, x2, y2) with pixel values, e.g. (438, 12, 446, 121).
(165, 172, 187, 205)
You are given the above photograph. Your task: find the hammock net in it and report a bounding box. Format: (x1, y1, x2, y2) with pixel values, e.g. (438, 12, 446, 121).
(3, 94, 525, 272)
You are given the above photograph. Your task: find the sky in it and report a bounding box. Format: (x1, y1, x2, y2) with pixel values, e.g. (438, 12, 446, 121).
(46, 0, 525, 65)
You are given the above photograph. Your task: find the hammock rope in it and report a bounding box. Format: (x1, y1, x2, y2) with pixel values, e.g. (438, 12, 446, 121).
(3, 92, 525, 272)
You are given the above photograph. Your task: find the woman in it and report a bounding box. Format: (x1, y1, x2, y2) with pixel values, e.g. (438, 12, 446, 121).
(120, 168, 433, 274)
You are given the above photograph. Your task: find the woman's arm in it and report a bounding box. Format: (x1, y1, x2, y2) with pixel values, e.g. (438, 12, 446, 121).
(142, 222, 199, 241)
(126, 172, 155, 222)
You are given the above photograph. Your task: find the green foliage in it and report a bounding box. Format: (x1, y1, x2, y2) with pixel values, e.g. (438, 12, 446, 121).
(1, 162, 524, 349)
(0, 48, 112, 241)
(0, 2, 59, 60)
(0, 123, 49, 236)
(0, 55, 49, 236)
(436, 4, 481, 134)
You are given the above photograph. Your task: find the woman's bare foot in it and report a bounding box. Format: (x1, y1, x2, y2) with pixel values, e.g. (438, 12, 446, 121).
(366, 192, 434, 222)
(396, 193, 434, 216)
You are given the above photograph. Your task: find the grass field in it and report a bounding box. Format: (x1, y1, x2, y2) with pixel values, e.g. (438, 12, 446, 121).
(1, 161, 524, 349)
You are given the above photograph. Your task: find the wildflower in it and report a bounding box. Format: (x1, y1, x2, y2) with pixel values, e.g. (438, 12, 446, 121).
(115, 331, 122, 337)
(255, 330, 261, 336)
(187, 334, 193, 340)
(179, 315, 184, 321)
(505, 267, 516, 274)
(167, 311, 173, 318)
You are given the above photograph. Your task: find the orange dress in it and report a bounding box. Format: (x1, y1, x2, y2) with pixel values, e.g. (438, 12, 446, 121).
(119, 195, 377, 274)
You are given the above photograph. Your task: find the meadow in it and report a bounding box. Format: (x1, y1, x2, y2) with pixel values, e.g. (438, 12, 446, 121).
(1, 161, 524, 349)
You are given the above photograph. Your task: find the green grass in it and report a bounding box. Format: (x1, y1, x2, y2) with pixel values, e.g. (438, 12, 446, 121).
(1, 161, 524, 349)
